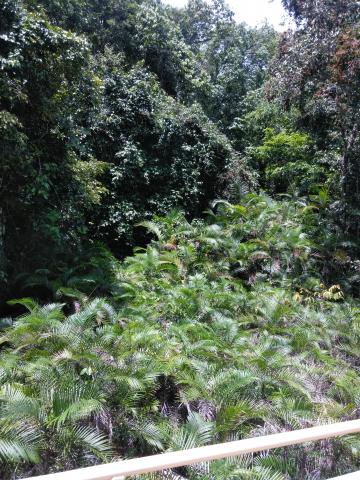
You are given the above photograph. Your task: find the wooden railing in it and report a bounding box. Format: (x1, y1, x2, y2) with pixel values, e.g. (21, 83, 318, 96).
(331, 474, 360, 479)
(22, 419, 360, 480)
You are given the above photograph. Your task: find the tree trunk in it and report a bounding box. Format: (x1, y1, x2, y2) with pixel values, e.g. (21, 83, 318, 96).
(341, 122, 359, 233)
(0, 207, 6, 287)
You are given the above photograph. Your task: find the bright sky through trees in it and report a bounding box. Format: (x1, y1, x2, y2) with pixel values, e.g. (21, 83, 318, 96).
(163, 0, 289, 29)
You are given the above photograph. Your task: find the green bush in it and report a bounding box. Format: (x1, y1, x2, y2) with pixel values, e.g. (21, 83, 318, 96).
(249, 129, 327, 194)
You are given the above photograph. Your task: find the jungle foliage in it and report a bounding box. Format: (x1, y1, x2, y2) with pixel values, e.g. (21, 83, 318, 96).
(1, 195, 360, 479)
(1, 0, 360, 478)
(0, 0, 271, 300)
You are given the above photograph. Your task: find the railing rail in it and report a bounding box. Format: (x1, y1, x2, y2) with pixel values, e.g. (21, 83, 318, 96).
(22, 419, 360, 480)
(331, 474, 360, 479)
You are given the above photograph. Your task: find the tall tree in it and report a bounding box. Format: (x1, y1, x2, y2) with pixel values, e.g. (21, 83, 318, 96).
(270, 0, 360, 233)
(0, 0, 104, 300)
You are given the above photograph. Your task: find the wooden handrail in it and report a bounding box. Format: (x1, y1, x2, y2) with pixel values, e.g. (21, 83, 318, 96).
(22, 419, 360, 480)
(330, 474, 360, 479)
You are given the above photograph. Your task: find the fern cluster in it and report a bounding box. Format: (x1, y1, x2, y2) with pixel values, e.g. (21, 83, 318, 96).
(1, 195, 360, 479)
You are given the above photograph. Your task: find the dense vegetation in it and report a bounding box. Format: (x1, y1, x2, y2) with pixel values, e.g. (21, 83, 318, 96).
(1, 0, 360, 478)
